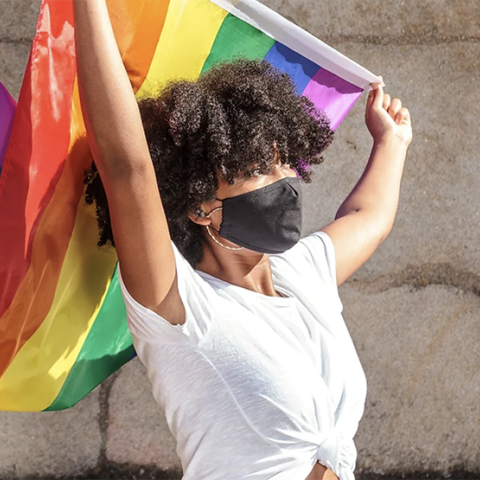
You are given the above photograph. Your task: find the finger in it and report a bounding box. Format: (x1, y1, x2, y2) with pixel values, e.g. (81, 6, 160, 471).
(371, 82, 384, 110)
(383, 93, 391, 111)
(395, 107, 411, 125)
(366, 88, 376, 111)
(388, 98, 402, 119)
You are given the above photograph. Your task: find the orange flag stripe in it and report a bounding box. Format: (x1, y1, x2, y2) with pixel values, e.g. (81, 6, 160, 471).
(106, 0, 169, 92)
(0, 0, 169, 376)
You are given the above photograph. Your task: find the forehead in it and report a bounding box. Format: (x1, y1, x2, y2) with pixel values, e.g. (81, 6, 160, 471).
(216, 163, 297, 200)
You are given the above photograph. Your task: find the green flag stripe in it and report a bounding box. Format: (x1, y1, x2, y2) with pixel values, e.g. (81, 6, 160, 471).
(201, 13, 276, 75)
(45, 266, 134, 411)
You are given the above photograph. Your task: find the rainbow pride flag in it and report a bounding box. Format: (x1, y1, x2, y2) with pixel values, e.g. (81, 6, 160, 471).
(0, 0, 379, 412)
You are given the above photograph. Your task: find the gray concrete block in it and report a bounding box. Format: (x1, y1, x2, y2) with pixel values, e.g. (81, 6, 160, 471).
(2, 0, 480, 46)
(0, 0, 41, 41)
(0, 0, 479, 478)
(0, 388, 101, 478)
(0, 42, 31, 101)
(303, 42, 480, 281)
(263, 0, 480, 42)
(340, 284, 480, 473)
(107, 357, 181, 470)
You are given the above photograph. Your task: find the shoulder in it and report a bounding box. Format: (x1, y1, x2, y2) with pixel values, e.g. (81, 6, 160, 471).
(118, 242, 217, 345)
(271, 232, 337, 285)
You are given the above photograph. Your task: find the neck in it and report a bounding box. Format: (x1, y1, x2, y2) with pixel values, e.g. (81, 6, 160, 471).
(196, 241, 279, 297)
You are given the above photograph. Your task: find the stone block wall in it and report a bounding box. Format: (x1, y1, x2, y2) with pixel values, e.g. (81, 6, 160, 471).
(1, 1, 479, 478)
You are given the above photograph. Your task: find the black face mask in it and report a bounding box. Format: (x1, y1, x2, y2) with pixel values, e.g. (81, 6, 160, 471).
(208, 177, 303, 254)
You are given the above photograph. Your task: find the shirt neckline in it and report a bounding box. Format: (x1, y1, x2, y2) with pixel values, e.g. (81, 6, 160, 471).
(194, 269, 296, 307)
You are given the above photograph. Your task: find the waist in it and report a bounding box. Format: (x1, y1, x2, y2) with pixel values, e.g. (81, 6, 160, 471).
(305, 462, 339, 480)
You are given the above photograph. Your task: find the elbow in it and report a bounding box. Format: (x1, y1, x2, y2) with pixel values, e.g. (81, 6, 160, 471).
(375, 214, 395, 244)
(98, 152, 153, 184)
(378, 226, 392, 245)
(359, 209, 396, 245)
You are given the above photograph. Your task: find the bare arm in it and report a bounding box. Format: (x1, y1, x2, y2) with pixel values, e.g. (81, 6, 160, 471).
(74, 0, 184, 323)
(321, 81, 413, 286)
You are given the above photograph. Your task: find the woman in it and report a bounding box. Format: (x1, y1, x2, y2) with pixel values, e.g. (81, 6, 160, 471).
(74, 1, 412, 479)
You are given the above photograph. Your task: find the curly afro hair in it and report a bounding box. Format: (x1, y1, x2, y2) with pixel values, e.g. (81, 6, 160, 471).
(84, 59, 334, 267)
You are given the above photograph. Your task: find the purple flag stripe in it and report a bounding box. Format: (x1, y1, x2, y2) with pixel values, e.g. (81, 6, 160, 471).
(303, 68, 363, 130)
(263, 42, 320, 96)
(0, 83, 16, 169)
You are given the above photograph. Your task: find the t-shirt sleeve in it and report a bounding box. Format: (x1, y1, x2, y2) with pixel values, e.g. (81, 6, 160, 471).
(117, 242, 215, 345)
(298, 231, 339, 290)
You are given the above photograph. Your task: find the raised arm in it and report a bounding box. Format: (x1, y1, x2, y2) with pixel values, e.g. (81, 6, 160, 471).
(74, 0, 184, 323)
(321, 81, 413, 286)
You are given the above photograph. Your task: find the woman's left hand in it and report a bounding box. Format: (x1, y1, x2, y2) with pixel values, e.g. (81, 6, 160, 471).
(365, 78, 413, 147)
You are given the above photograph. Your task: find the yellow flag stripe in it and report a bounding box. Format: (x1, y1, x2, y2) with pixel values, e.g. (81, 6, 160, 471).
(136, 0, 228, 100)
(0, 0, 229, 411)
(0, 88, 118, 411)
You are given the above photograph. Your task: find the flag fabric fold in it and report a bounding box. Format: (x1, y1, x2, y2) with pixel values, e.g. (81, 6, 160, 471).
(0, 82, 16, 174)
(0, 0, 379, 412)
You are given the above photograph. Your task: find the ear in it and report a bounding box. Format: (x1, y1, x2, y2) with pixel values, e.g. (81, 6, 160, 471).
(188, 210, 211, 226)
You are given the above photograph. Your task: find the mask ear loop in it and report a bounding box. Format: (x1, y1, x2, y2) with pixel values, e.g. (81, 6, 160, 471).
(205, 206, 244, 251)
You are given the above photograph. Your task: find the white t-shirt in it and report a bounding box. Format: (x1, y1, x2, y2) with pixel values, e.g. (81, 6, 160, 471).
(118, 232, 367, 480)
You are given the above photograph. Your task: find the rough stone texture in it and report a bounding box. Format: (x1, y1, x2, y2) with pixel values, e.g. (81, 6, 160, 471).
(1, 0, 480, 478)
(263, 0, 480, 42)
(0, 0, 38, 100)
(0, 388, 101, 478)
(6, 0, 480, 45)
(302, 43, 480, 282)
(0, 42, 32, 100)
(107, 358, 181, 470)
(339, 284, 480, 474)
(0, 0, 41, 42)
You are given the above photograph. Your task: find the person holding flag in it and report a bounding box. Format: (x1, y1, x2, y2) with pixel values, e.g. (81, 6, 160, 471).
(74, 0, 412, 478)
